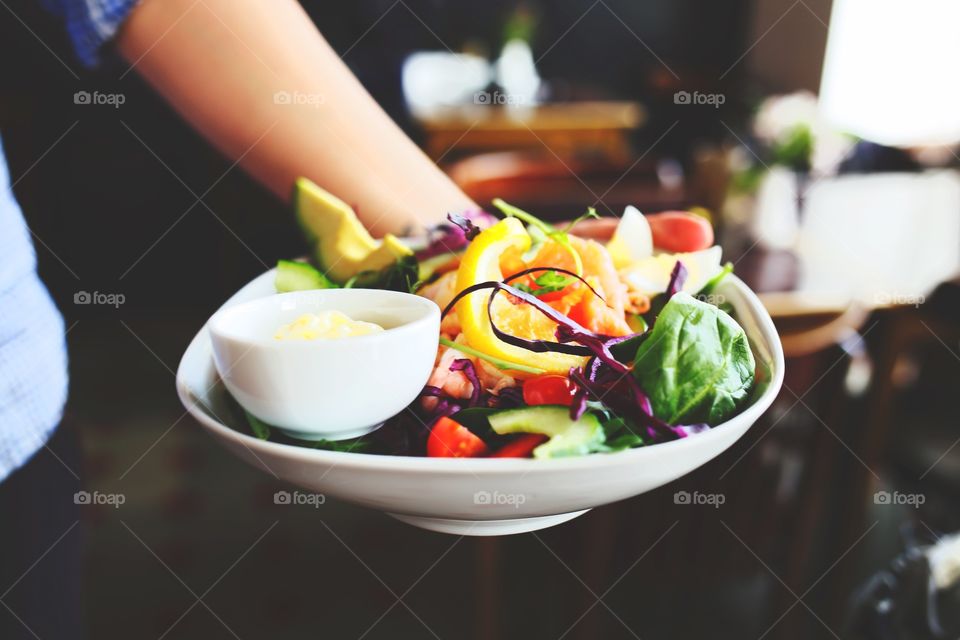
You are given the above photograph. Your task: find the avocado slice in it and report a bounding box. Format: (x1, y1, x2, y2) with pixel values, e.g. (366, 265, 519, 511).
(293, 177, 412, 284)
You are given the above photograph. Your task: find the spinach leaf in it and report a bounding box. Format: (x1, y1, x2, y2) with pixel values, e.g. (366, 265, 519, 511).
(609, 331, 649, 363)
(338, 253, 420, 291)
(307, 437, 374, 453)
(449, 407, 499, 437)
(632, 292, 755, 425)
(244, 410, 272, 440)
(378, 255, 421, 293)
(696, 262, 733, 297)
(599, 416, 648, 451)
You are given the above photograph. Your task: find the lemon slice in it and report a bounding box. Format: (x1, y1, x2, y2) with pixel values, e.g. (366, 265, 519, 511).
(455, 219, 587, 374)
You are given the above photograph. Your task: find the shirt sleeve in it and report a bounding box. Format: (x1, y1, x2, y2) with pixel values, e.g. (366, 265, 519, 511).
(40, 0, 143, 68)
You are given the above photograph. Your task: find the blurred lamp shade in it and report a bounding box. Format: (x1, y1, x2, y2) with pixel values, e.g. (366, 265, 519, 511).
(402, 52, 491, 116)
(819, 0, 960, 147)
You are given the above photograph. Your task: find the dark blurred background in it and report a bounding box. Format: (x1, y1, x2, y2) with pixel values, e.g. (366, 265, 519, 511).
(3, 0, 960, 638)
(1, 0, 775, 315)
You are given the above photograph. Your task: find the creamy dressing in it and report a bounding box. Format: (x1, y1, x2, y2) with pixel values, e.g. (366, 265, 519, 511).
(274, 311, 383, 341)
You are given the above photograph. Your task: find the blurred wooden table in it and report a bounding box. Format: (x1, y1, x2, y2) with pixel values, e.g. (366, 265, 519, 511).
(417, 101, 645, 163)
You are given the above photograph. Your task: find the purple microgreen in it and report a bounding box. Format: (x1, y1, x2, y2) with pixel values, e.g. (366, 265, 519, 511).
(570, 390, 589, 421)
(568, 366, 589, 420)
(494, 386, 525, 409)
(416, 211, 492, 260)
(666, 260, 688, 299)
(568, 363, 684, 443)
(554, 324, 630, 374)
(447, 212, 482, 241)
(587, 356, 603, 382)
(676, 423, 709, 436)
(432, 399, 461, 419)
(449, 358, 482, 407)
(416, 226, 466, 261)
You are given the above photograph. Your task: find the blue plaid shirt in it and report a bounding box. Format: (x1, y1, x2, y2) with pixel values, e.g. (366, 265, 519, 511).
(1, 0, 140, 481)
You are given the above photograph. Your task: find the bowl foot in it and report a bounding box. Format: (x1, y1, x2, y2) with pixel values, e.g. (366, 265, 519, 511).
(387, 510, 590, 536)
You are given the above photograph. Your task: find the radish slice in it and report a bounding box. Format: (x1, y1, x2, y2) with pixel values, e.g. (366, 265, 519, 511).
(646, 211, 714, 253)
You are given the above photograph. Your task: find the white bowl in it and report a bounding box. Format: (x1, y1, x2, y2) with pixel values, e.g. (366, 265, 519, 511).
(177, 269, 784, 536)
(207, 289, 439, 441)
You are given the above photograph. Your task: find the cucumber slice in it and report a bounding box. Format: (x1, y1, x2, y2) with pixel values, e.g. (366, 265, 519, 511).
(488, 406, 605, 459)
(418, 252, 461, 282)
(626, 313, 648, 333)
(275, 260, 337, 292)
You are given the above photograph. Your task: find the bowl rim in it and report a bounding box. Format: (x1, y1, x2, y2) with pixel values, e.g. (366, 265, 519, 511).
(207, 288, 440, 349)
(177, 272, 785, 474)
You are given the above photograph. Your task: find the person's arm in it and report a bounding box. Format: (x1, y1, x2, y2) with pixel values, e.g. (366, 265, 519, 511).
(115, 0, 475, 236)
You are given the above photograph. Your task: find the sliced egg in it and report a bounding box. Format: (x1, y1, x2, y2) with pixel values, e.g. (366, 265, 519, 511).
(607, 205, 653, 268)
(620, 246, 723, 297)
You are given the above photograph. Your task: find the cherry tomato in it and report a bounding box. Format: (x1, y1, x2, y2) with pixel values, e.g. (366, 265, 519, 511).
(646, 211, 714, 253)
(490, 434, 549, 458)
(427, 416, 488, 458)
(522, 375, 577, 406)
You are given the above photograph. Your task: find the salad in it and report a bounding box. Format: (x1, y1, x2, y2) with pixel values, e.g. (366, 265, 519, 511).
(241, 178, 756, 460)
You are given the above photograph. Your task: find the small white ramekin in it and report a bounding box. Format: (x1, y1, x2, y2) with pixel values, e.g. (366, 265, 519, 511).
(208, 289, 439, 441)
